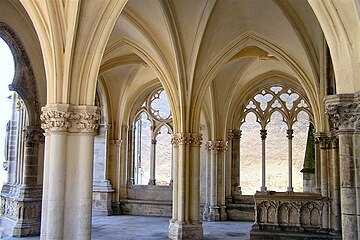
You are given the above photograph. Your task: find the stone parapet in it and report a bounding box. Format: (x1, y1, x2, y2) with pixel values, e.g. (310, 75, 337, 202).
(250, 191, 336, 239)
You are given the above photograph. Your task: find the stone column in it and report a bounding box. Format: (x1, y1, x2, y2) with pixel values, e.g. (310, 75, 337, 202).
(225, 131, 233, 203)
(314, 135, 321, 193)
(326, 93, 360, 240)
(93, 124, 114, 216)
(315, 132, 330, 230)
(108, 139, 122, 213)
(149, 136, 157, 185)
(208, 141, 219, 221)
(329, 134, 341, 233)
(127, 126, 135, 185)
(205, 140, 227, 221)
(169, 133, 203, 240)
(40, 104, 99, 240)
(203, 143, 211, 220)
(260, 129, 267, 192)
(216, 141, 227, 220)
(229, 130, 242, 198)
(287, 129, 294, 192)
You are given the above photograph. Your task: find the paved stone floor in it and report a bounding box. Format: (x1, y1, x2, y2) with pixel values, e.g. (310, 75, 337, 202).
(3, 215, 253, 239)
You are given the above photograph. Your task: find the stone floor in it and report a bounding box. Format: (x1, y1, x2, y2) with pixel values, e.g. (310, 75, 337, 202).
(3, 215, 253, 239)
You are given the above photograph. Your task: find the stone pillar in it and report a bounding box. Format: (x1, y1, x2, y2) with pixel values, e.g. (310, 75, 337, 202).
(207, 141, 218, 221)
(202, 143, 211, 220)
(326, 93, 360, 240)
(217, 141, 227, 220)
(205, 140, 227, 221)
(0, 126, 43, 237)
(314, 135, 321, 193)
(169, 133, 203, 240)
(93, 124, 114, 216)
(40, 104, 99, 240)
(225, 131, 232, 203)
(127, 126, 135, 185)
(260, 129, 267, 192)
(329, 134, 341, 233)
(149, 136, 157, 185)
(229, 130, 242, 197)
(315, 133, 330, 230)
(108, 139, 122, 213)
(287, 129, 294, 192)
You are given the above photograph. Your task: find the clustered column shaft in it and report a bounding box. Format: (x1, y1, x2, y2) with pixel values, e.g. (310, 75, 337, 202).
(325, 93, 360, 240)
(169, 133, 203, 240)
(40, 104, 99, 240)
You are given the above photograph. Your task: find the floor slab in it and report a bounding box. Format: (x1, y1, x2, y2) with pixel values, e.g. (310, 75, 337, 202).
(2, 215, 253, 240)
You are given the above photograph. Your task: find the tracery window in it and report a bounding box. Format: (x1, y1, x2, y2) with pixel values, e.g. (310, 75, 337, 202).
(239, 84, 312, 194)
(132, 88, 173, 186)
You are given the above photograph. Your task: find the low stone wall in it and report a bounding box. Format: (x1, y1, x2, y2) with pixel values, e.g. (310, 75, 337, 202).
(227, 195, 255, 221)
(117, 185, 172, 217)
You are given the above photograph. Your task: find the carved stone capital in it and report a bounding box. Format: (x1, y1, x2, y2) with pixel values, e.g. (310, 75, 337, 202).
(40, 104, 100, 133)
(171, 133, 202, 146)
(227, 129, 241, 140)
(70, 107, 100, 133)
(40, 105, 71, 132)
(260, 129, 267, 140)
(286, 129, 294, 140)
(23, 127, 43, 143)
(325, 93, 360, 132)
(314, 132, 330, 149)
(205, 140, 228, 152)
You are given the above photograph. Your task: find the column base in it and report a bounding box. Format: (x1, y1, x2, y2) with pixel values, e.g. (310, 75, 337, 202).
(93, 180, 115, 216)
(236, 186, 242, 195)
(0, 195, 41, 237)
(219, 205, 228, 221)
(287, 187, 294, 192)
(148, 179, 156, 185)
(208, 206, 220, 221)
(260, 186, 267, 192)
(202, 205, 209, 220)
(168, 220, 202, 240)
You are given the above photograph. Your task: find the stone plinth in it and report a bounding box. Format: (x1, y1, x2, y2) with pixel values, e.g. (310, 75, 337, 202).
(168, 220, 202, 240)
(0, 189, 42, 237)
(92, 180, 114, 216)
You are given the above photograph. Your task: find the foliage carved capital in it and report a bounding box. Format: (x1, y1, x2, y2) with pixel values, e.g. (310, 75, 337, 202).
(325, 93, 360, 132)
(171, 133, 202, 146)
(205, 140, 228, 152)
(41, 105, 100, 133)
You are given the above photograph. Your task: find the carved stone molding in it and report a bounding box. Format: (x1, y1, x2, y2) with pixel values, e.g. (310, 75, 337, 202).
(23, 127, 44, 143)
(227, 129, 241, 140)
(314, 133, 330, 149)
(252, 192, 327, 235)
(325, 93, 360, 132)
(40, 105, 100, 133)
(40, 109, 71, 132)
(286, 129, 294, 140)
(171, 133, 202, 147)
(109, 139, 122, 145)
(70, 111, 100, 133)
(260, 129, 267, 140)
(0, 22, 42, 127)
(205, 140, 228, 152)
